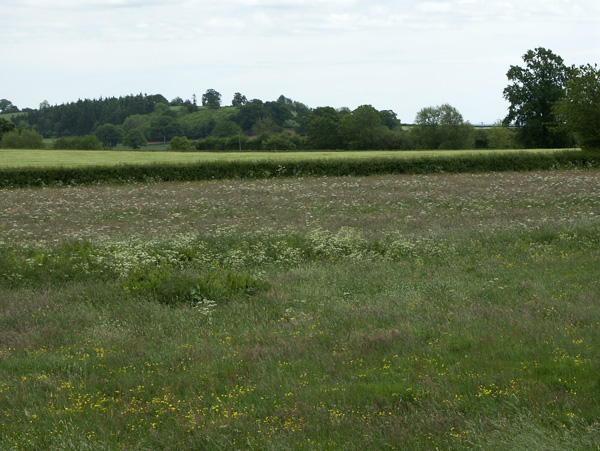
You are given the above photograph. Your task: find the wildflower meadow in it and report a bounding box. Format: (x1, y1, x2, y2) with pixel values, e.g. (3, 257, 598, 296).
(1, 169, 599, 449)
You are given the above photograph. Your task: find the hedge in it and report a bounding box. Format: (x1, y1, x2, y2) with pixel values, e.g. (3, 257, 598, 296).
(0, 150, 598, 189)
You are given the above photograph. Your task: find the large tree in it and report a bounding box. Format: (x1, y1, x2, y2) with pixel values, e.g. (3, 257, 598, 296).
(553, 64, 600, 150)
(503, 47, 575, 148)
(339, 105, 384, 149)
(202, 89, 222, 109)
(0, 99, 19, 114)
(123, 129, 147, 149)
(307, 107, 342, 150)
(410, 104, 474, 150)
(94, 123, 124, 147)
(231, 92, 248, 106)
(147, 115, 183, 141)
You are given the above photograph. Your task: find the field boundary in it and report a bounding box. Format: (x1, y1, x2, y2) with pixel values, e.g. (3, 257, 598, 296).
(1, 150, 598, 188)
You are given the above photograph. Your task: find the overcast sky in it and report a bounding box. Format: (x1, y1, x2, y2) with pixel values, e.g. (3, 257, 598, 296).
(2, 0, 599, 124)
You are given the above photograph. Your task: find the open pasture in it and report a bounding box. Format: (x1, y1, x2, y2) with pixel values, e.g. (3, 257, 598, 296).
(0, 148, 570, 169)
(1, 169, 600, 449)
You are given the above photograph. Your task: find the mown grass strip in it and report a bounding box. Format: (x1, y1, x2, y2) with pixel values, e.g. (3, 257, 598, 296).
(1, 150, 598, 188)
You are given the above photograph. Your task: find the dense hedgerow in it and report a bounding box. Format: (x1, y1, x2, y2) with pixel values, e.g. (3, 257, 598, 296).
(0, 150, 598, 188)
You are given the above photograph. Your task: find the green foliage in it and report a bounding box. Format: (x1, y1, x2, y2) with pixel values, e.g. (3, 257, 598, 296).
(94, 123, 124, 147)
(251, 117, 277, 136)
(307, 107, 342, 150)
(231, 92, 248, 106)
(0, 117, 17, 140)
(211, 120, 242, 138)
(236, 99, 267, 132)
(488, 121, 518, 149)
(339, 105, 385, 150)
(122, 114, 151, 134)
(123, 264, 268, 306)
(202, 89, 222, 109)
(379, 109, 401, 129)
(411, 104, 474, 149)
(262, 133, 297, 151)
(147, 115, 183, 141)
(263, 101, 293, 127)
(53, 135, 103, 150)
(177, 108, 238, 138)
(553, 64, 600, 150)
(1, 129, 45, 149)
(169, 136, 195, 151)
(503, 47, 575, 148)
(0, 99, 19, 114)
(16, 94, 168, 137)
(123, 129, 147, 149)
(0, 150, 597, 188)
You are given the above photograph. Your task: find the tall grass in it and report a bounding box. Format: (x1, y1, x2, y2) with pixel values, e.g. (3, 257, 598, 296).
(1, 170, 599, 449)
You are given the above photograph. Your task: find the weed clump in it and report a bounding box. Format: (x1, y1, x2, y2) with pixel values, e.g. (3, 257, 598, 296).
(122, 264, 269, 306)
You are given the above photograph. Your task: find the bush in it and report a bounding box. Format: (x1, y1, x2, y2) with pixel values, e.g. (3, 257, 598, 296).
(53, 135, 103, 150)
(262, 133, 296, 151)
(1, 129, 45, 149)
(169, 136, 194, 151)
(488, 122, 518, 149)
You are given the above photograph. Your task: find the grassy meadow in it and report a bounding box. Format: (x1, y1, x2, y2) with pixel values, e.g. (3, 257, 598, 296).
(1, 168, 600, 449)
(0, 148, 573, 169)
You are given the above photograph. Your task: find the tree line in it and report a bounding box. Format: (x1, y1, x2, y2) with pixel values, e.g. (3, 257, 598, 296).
(1, 47, 599, 151)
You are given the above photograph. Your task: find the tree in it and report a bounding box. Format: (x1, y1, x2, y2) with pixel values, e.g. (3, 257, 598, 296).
(211, 120, 242, 138)
(553, 64, 600, 150)
(251, 117, 277, 136)
(488, 120, 517, 149)
(0, 118, 17, 140)
(232, 92, 248, 106)
(339, 105, 385, 149)
(94, 123, 124, 147)
(0, 99, 19, 113)
(122, 114, 150, 134)
(236, 99, 266, 132)
(264, 101, 292, 127)
(307, 112, 341, 149)
(379, 110, 401, 129)
(503, 47, 575, 148)
(123, 129, 147, 149)
(202, 89, 221, 109)
(411, 104, 474, 149)
(147, 115, 183, 141)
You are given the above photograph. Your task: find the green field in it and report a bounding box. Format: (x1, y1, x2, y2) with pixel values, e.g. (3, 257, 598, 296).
(1, 167, 599, 449)
(0, 148, 572, 169)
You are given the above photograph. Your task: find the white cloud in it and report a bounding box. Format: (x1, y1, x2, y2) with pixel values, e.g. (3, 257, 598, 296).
(1, 0, 599, 122)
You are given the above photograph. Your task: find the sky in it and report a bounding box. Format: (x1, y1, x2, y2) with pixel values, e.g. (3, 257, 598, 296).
(2, 0, 599, 124)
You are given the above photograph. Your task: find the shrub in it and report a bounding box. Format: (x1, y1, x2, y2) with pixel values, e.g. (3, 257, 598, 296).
(53, 135, 103, 150)
(169, 136, 194, 151)
(488, 122, 518, 149)
(1, 129, 45, 149)
(262, 133, 296, 151)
